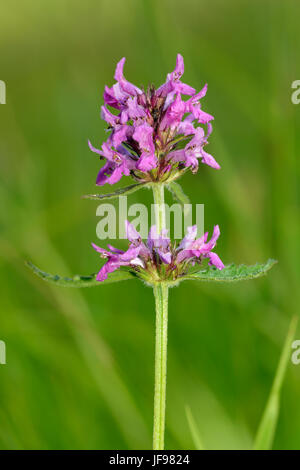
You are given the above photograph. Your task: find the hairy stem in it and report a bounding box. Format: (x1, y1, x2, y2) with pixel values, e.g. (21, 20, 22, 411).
(153, 282, 169, 450)
(152, 183, 169, 450)
(152, 183, 166, 233)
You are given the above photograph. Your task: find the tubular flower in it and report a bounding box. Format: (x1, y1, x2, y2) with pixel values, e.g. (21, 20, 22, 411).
(89, 54, 220, 186)
(92, 222, 224, 283)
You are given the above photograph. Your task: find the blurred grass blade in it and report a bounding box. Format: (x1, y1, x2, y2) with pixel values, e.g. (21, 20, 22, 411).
(185, 405, 205, 450)
(167, 182, 190, 212)
(83, 182, 147, 200)
(253, 316, 298, 450)
(26, 261, 136, 287)
(184, 260, 277, 283)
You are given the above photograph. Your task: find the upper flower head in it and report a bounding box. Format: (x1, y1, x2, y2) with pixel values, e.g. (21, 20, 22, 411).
(89, 54, 220, 186)
(93, 221, 224, 283)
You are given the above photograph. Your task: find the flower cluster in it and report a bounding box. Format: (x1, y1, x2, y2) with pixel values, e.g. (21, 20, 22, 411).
(89, 54, 220, 186)
(92, 222, 224, 283)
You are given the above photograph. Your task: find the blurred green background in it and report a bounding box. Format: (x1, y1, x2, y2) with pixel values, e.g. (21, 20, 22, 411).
(0, 0, 299, 450)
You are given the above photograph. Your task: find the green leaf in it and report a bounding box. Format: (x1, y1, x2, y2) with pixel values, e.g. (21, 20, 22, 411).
(167, 181, 190, 213)
(185, 405, 205, 450)
(184, 259, 277, 283)
(166, 134, 193, 151)
(26, 261, 136, 287)
(253, 316, 298, 450)
(82, 182, 147, 201)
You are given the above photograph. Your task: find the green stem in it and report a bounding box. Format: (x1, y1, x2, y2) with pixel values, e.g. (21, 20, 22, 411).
(152, 183, 166, 233)
(153, 282, 169, 450)
(152, 183, 169, 450)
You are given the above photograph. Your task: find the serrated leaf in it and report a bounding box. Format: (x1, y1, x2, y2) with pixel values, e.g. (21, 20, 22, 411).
(253, 316, 298, 450)
(83, 182, 147, 201)
(26, 261, 135, 287)
(183, 259, 277, 283)
(167, 181, 190, 213)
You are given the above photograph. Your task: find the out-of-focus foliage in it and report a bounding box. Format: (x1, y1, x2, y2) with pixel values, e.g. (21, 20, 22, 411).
(0, 0, 299, 450)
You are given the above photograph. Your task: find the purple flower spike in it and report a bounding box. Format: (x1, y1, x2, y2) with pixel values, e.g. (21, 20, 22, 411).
(93, 222, 224, 283)
(90, 54, 220, 185)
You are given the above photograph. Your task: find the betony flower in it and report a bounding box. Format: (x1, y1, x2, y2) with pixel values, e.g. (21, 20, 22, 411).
(166, 126, 220, 171)
(88, 141, 136, 185)
(92, 221, 224, 283)
(156, 54, 196, 97)
(89, 54, 220, 186)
